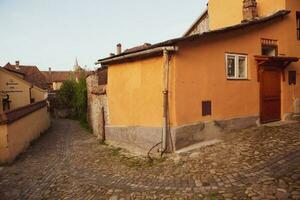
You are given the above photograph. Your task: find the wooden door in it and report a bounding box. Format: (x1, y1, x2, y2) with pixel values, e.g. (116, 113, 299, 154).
(260, 68, 281, 123)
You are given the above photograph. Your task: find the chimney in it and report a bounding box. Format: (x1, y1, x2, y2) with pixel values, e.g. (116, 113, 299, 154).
(15, 60, 20, 70)
(49, 67, 52, 82)
(116, 43, 122, 55)
(243, 0, 258, 22)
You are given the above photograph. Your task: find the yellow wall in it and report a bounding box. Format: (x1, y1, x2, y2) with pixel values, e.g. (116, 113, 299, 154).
(0, 107, 50, 164)
(0, 96, 3, 112)
(0, 69, 46, 112)
(173, 10, 300, 126)
(0, 125, 8, 162)
(31, 86, 46, 102)
(53, 82, 63, 91)
(107, 57, 165, 127)
(0, 69, 31, 110)
(208, 0, 286, 30)
(257, 0, 285, 17)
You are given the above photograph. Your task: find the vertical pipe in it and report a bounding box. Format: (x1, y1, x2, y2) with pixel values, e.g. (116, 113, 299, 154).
(101, 106, 106, 141)
(162, 49, 170, 151)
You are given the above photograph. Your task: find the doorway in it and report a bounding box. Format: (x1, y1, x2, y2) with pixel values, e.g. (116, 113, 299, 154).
(260, 68, 281, 123)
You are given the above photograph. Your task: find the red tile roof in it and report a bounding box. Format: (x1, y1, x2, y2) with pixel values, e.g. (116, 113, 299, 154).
(3, 63, 47, 90)
(42, 70, 94, 83)
(42, 71, 73, 83)
(123, 43, 152, 54)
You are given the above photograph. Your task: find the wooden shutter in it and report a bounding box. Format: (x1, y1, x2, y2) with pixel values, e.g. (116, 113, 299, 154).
(297, 12, 300, 40)
(202, 101, 212, 116)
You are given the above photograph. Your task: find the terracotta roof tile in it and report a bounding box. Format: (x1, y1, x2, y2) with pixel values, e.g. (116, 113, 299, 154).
(42, 71, 72, 83)
(4, 63, 47, 89)
(42, 70, 93, 83)
(123, 43, 152, 54)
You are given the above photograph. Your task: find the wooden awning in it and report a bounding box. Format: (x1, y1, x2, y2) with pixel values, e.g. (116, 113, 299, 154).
(255, 55, 299, 67)
(255, 55, 299, 81)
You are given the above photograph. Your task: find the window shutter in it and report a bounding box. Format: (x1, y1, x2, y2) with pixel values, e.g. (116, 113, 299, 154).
(202, 101, 212, 116)
(297, 12, 300, 40)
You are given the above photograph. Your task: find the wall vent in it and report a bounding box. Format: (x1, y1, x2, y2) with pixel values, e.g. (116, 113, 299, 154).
(202, 101, 212, 116)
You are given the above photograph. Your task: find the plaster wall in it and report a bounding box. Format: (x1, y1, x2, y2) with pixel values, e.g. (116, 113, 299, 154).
(0, 107, 51, 164)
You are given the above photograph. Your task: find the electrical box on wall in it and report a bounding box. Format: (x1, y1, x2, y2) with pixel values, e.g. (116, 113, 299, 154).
(202, 101, 212, 116)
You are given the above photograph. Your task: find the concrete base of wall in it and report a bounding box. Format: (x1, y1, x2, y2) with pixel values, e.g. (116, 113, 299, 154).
(172, 116, 258, 150)
(171, 121, 222, 150)
(216, 116, 259, 131)
(105, 115, 259, 153)
(105, 126, 162, 151)
(291, 113, 300, 121)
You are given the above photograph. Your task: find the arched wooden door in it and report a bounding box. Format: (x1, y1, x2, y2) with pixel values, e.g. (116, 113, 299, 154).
(260, 68, 281, 123)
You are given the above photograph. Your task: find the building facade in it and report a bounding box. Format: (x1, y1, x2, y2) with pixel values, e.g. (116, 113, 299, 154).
(95, 0, 300, 152)
(0, 67, 46, 112)
(0, 67, 50, 164)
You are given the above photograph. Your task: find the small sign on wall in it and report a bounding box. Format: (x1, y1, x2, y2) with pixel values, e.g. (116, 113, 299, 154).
(4, 79, 23, 93)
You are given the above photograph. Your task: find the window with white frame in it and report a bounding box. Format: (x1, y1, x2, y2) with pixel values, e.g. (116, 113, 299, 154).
(225, 53, 248, 79)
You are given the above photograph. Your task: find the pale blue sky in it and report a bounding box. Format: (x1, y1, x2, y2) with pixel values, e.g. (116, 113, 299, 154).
(0, 0, 207, 71)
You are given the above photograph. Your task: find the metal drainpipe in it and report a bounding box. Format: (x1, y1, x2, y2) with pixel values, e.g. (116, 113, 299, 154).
(162, 49, 170, 152)
(29, 85, 33, 103)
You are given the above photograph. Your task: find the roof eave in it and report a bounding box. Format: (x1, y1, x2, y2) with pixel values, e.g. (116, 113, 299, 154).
(96, 10, 290, 65)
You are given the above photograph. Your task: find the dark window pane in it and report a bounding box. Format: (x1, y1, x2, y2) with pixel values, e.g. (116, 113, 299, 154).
(289, 71, 297, 85)
(227, 56, 235, 78)
(238, 56, 246, 78)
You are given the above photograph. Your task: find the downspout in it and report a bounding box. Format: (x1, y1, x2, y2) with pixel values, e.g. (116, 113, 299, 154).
(162, 49, 170, 152)
(148, 47, 177, 160)
(29, 85, 33, 104)
(160, 47, 178, 153)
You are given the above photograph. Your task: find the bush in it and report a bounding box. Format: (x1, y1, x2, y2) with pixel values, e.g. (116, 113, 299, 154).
(58, 71, 88, 124)
(58, 79, 76, 109)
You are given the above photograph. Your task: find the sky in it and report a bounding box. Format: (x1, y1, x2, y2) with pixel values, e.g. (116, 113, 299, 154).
(0, 0, 208, 71)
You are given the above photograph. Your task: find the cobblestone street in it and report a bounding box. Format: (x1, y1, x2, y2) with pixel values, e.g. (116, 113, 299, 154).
(0, 119, 299, 200)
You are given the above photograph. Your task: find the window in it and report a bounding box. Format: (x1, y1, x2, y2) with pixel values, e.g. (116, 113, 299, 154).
(289, 71, 297, 85)
(202, 101, 212, 116)
(262, 45, 277, 56)
(226, 54, 248, 79)
(98, 69, 107, 85)
(261, 38, 278, 56)
(2, 96, 10, 111)
(297, 12, 300, 40)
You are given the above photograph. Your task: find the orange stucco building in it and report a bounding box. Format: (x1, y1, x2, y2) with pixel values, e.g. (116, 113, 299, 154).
(96, 0, 300, 152)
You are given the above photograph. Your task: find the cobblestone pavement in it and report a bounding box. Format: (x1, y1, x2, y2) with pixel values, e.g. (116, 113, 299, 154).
(0, 119, 300, 200)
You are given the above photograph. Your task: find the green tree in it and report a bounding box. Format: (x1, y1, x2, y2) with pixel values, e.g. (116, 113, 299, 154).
(58, 79, 76, 109)
(58, 70, 88, 124)
(74, 72, 87, 122)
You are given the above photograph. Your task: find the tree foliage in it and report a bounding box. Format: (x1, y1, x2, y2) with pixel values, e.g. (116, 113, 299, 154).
(58, 71, 87, 123)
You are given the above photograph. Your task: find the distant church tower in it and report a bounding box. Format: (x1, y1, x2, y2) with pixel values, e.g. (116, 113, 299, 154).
(73, 58, 82, 71)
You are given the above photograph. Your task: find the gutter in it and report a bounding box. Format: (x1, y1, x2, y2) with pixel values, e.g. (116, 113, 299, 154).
(95, 46, 178, 65)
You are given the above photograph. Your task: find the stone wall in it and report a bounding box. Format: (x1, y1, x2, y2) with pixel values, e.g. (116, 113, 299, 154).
(86, 74, 108, 140)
